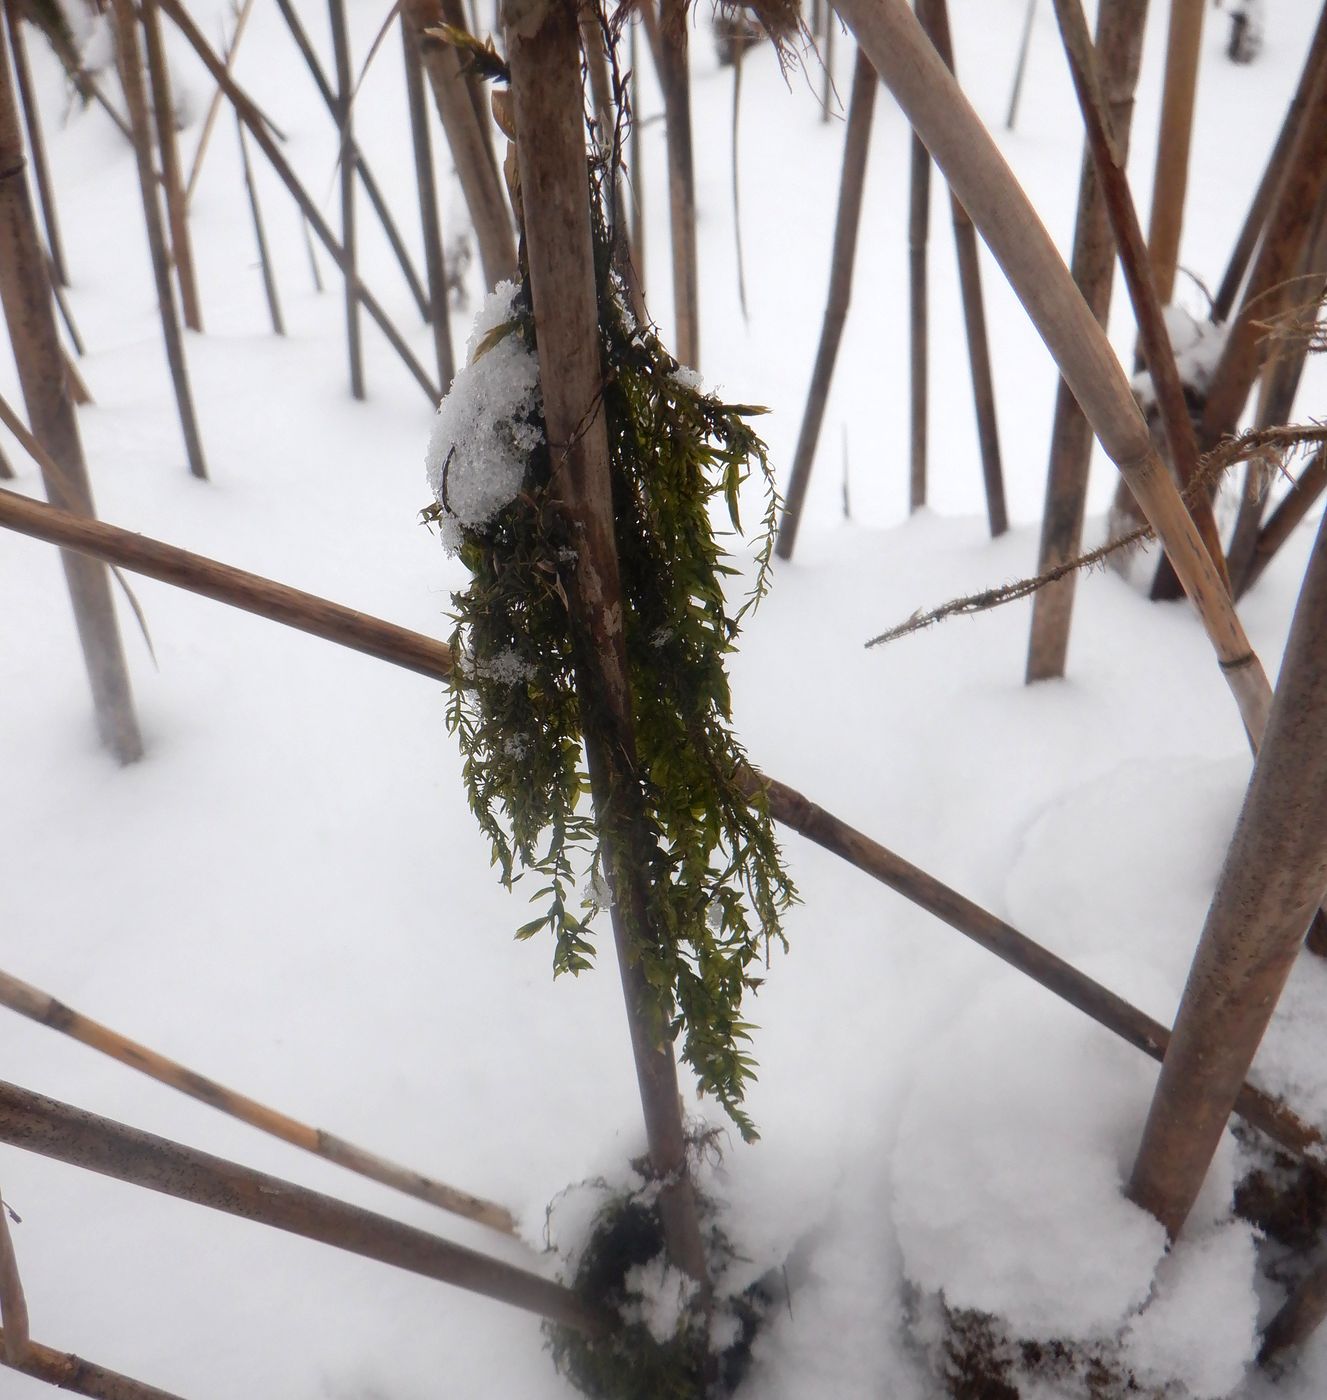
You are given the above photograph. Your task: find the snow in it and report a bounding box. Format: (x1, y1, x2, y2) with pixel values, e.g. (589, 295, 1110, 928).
(425, 279, 541, 548)
(2, 0, 1327, 1396)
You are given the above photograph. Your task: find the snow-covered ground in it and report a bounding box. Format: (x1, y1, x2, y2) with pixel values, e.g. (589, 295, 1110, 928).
(2, 0, 1326, 1394)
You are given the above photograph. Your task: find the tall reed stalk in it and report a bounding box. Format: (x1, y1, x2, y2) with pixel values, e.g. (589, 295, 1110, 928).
(918, 0, 1007, 536)
(4, 1, 66, 286)
(328, 0, 364, 399)
(142, 0, 201, 331)
(501, 0, 709, 1283)
(111, 0, 208, 479)
(403, 0, 516, 288)
(1025, 0, 1149, 682)
(1143, 0, 1203, 308)
(1128, 506, 1327, 1240)
(775, 47, 877, 559)
(0, 24, 142, 763)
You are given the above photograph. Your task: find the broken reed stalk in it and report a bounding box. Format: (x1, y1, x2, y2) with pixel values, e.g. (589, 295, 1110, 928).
(832, 0, 1274, 743)
(328, 0, 365, 400)
(502, 0, 710, 1286)
(917, 0, 1007, 537)
(1025, 0, 1148, 684)
(0, 486, 456, 681)
(0, 33, 142, 765)
(0, 1329, 183, 1400)
(1213, 1, 1327, 323)
(235, 111, 284, 335)
(1128, 506, 1327, 1241)
(302, 213, 324, 291)
(8, 485, 1327, 1181)
(402, 0, 516, 288)
(774, 46, 876, 560)
(0, 1186, 28, 1363)
(656, 0, 700, 367)
(0, 966, 517, 1235)
(1200, 50, 1327, 449)
(63, 347, 92, 406)
(271, 0, 431, 325)
(184, 0, 255, 204)
(402, 9, 455, 393)
(141, 0, 202, 332)
(5, 2, 67, 287)
(0, 441, 13, 480)
(908, 121, 928, 515)
(111, 0, 208, 481)
(1240, 444, 1327, 598)
(1047, 0, 1229, 601)
(0, 1080, 608, 1337)
(1005, 0, 1037, 130)
(157, 0, 439, 403)
(1143, 0, 1203, 308)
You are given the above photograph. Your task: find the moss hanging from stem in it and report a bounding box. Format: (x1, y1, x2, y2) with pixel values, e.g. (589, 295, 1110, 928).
(426, 46, 795, 1142)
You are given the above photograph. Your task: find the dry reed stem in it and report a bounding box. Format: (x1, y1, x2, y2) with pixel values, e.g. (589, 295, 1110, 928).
(235, 111, 284, 336)
(0, 485, 456, 681)
(271, 0, 431, 327)
(1201, 51, 1327, 448)
(1214, 2, 1327, 322)
(1047, 0, 1228, 600)
(503, 0, 709, 1285)
(656, 0, 699, 367)
(328, 0, 366, 400)
(1144, 0, 1203, 307)
(0, 38, 143, 764)
(0, 1189, 28, 1364)
(918, 0, 1007, 537)
(7, 485, 1327, 1183)
(774, 46, 877, 560)
(0, 1329, 184, 1399)
(184, 0, 256, 204)
(1005, 0, 1037, 129)
(0, 1080, 608, 1336)
(404, 0, 516, 288)
(402, 9, 455, 392)
(158, 0, 439, 403)
(111, 0, 208, 480)
(1025, 0, 1148, 682)
(0, 966, 518, 1236)
(5, 2, 67, 287)
(142, 0, 202, 332)
(1241, 443, 1327, 597)
(907, 120, 929, 515)
(1129, 504, 1327, 1241)
(833, 0, 1274, 742)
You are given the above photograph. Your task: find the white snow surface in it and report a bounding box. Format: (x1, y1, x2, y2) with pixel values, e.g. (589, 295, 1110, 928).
(3, 1, 1327, 1397)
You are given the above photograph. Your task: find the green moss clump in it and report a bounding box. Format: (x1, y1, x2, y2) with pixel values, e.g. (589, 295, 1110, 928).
(429, 126, 795, 1141)
(545, 1190, 768, 1400)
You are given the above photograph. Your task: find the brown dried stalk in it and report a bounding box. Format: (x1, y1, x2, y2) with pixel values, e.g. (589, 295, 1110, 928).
(0, 1189, 28, 1364)
(0, 1080, 607, 1336)
(0, 967, 517, 1236)
(0, 1329, 183, 1400)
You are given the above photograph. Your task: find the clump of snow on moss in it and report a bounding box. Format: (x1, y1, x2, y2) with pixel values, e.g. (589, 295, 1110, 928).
(621, 1255, 701, 1344)
(426, 280, 542, 553)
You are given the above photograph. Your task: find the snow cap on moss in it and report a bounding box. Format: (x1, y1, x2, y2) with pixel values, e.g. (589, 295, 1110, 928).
(426, 280, 542, 551)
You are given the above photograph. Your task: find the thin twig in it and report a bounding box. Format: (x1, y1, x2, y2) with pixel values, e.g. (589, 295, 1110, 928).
(867, 424, 1327, 648)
